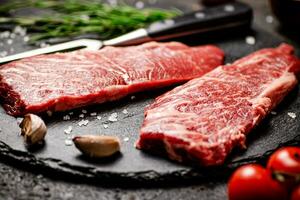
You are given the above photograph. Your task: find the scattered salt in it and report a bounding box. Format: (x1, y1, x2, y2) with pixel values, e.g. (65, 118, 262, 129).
(103, 124, 109, 129)
(0, 31, 10, 38)
(135, 1, 144, 9)
(64, 126, 73, 134)
(82, 109, 87, 114)
(131, 96, 136, 100)
(7, 39, 13, 45)
(224, 5, 235, 12)
(122, 109, 128, 115)
(97, 115, 102, 120)
(90, 112, 97, 116)
(78, 119, 89, 126)
(287, 112, 296, 119)
(123, 137, 129, 142)
(13, 26, 27, 36)
(0, 51, 8, 57)
(79, 114, 84, 118)
(64, 139, 73, 146)
(13, 26, 22, 33)
(271, 111, 277, 115)
(63, 115, 71, 120)
(9, 33, 16, 39)
(266, 15, 274, 24)
(108, 112, 118, 122)
(245, 36, 256, 45)
(23, 36, 29, 42)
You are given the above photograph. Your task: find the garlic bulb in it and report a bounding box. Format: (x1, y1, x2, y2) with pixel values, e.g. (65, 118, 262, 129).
(19, 114, 47, 145)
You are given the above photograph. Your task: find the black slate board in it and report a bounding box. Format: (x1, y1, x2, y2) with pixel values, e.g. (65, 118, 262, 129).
(0, 21, 300, 185)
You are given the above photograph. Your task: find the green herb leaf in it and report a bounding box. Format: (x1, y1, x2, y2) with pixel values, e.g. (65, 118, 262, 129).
(0, 0, 180, 42)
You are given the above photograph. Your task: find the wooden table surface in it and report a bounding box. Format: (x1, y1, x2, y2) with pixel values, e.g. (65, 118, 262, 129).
(0, 1, 299, 199)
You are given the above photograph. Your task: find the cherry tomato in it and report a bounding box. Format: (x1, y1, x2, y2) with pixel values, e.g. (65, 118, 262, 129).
(228, 164, 288, 200)
(267, 147, 300, 188)
(291, 185, 300, 200)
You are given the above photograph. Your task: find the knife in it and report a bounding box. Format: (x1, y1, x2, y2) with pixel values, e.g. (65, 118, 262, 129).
(0, 2, 252, 64)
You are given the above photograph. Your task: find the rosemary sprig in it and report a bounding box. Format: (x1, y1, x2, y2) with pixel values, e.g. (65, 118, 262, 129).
(0, 0, 180, 42)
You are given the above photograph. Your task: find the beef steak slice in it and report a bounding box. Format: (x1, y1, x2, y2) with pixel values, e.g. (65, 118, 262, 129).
(136, 43, 300, 166)
(0, 42, 224, 116)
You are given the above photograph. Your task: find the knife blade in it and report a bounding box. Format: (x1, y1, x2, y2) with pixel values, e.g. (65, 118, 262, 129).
(0, 2, 252, 64)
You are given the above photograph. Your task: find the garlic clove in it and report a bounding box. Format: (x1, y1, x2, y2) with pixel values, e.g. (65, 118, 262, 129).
(19, 114, 47, 145)
(73, 135, 120, 158)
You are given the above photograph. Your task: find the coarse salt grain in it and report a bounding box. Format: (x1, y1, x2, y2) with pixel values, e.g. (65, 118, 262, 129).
(287, 112, 296, 119)
(13, 26, 22, 33)
(103, 124, 108, 129)
(123, 137, 129, 142)
(79, 114, 84, 118)
(90, 112, 97, 116)
(245, 36, 256, 45)
(63, 115, 71, 120)
(122, 109, 128, 114)
(13, 26, 26, 36)
(266, 15, 274, 24)
(131, 96, 136, 100)
(69, 112, 73, 115)
(64, 139, 73, 146)
(78, 119, 89, 126)
(0, 51, 8, 57)
(7, 39, 13, 45)
(23, 36, 29, 42)
(64, 126, 73, 134)
(10, 33, 16, 39)
(82, 109, 87, 114)
(108, 112, 118, 122)
(0, 31, 10, 38)
(271, 111, 277, 115)
(97, 115, 102, 120)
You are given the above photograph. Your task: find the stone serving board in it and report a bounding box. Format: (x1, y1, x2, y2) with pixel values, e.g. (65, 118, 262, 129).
(0, 2, 299, 185)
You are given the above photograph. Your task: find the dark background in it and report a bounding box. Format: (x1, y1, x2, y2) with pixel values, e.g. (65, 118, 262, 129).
(0, 0, 299, 199)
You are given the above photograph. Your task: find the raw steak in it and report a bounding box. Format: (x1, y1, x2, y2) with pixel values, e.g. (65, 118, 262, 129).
(136, 43, 300, 166)
(0, 42, 224, 116)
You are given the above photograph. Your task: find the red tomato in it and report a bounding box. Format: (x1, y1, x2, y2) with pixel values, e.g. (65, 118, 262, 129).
(291, 185, 300, 200)
(267, 147, 300, 188)
(228, 164, 288, 200)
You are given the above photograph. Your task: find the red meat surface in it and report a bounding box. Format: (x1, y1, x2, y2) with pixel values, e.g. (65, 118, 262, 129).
(136, 43, 300, 166)
(0, 42, 224, 116)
